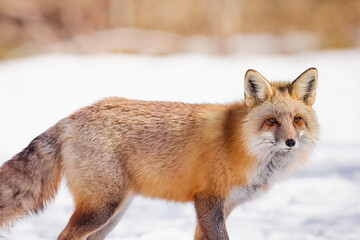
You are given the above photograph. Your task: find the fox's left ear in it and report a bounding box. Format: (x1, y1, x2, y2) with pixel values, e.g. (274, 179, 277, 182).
(291, 68, 318, 106)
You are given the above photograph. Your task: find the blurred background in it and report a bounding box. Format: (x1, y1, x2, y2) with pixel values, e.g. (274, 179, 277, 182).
(1, 0, 360, 59)
(1, 1, 360, 240)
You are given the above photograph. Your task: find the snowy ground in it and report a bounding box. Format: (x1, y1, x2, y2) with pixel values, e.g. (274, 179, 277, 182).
(0, 50, 360, 240)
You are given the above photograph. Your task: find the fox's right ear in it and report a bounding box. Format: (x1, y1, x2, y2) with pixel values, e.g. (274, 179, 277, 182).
(244, 69, 272, 108)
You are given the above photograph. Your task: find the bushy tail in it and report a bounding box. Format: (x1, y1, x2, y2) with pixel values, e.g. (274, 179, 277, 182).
(0, 125, 63, 228)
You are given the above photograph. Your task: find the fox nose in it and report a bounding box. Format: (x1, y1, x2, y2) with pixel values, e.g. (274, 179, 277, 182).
(285, 139, 296, 147)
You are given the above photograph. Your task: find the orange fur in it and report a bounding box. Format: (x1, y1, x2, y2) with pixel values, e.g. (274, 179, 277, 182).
(62, 98, 256, 203)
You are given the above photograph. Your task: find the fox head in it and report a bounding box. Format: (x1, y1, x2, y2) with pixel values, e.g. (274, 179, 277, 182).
(242, 68, 319, 159)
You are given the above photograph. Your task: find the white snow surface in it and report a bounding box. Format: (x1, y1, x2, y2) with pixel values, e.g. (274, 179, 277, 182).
(0, 50, 360, 240)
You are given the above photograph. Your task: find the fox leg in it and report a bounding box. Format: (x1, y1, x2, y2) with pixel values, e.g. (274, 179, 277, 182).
(195, 188, 252, 239)
(194, 196, 229, 240)
(194, 224, 206, 240)
(86, 196, 133, 240)
(57, 193, 130, 240)
(58, 191, 131, 240)
(195, 197, 238, 239)
(57, 173, 131, 240)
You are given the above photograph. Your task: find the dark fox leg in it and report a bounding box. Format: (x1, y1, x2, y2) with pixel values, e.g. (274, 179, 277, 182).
(58, 159, 132, 240)
(194, 196, 229, 240)
(86, 196, 133, 240)
(58, 192, 131, 240)
(195, 194, 242, 240)
(194, 209, 232, 240)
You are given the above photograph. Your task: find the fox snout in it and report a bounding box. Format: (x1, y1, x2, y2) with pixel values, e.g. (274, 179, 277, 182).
(285, 138, 296, 147)
(277, 120, 301, 150)
(274, 121, 303, 151)
(277, 136, 299, 151)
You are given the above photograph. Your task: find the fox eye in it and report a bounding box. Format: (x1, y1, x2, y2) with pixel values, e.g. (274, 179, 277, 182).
(294, 116, 302, 123)
(267, 117, 277, 124)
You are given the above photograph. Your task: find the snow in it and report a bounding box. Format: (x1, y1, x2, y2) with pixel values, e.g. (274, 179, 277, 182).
(0, 49, 360, 239)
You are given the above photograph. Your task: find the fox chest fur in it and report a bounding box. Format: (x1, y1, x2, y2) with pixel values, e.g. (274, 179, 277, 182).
(226, 149, 301, 211)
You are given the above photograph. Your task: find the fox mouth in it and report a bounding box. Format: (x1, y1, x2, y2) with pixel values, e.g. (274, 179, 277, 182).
(276, 145, 298, 153)
(276, 141, 299, 152)
(281, 147, 294, 152)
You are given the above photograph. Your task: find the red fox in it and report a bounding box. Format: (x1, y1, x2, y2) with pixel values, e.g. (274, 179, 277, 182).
(0, 68, 319, 240)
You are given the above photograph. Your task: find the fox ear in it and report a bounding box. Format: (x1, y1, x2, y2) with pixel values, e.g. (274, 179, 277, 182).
(291, 68, 318, 106)
(244, 69, 272, 107)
